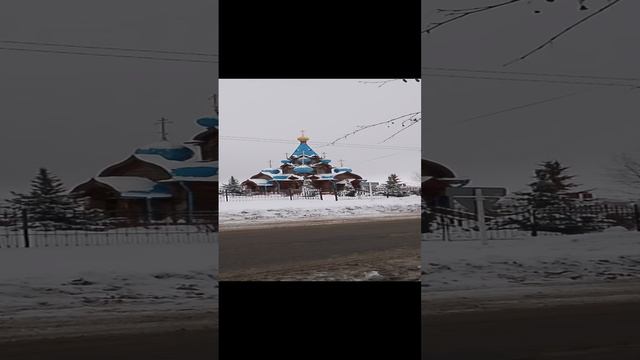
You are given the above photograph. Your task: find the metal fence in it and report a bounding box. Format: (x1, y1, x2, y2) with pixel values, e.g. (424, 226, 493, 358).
(422, 202, 640, 241)
(0, 208, 217, 248)
(219, 189, 410, 202)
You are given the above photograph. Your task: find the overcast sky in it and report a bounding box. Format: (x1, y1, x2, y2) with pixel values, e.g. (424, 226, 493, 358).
(0, 0, 217, 199)
(220, 79, 421, 185)
(422, 0, 640, 199)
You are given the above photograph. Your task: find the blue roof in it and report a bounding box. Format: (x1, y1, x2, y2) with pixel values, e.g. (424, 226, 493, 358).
(320, 159, 331, 164)
(334, 167, 352, 173)
(171, 166, 218, 177)
(196, 116, 219, 129)
(294, 166, 313, 174)
(135, 145, 195, 161)
(291, 142, 318, 157)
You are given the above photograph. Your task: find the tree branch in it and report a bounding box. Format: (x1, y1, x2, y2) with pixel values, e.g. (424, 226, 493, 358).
(503, 0, 624, 66)
(422, 0, 523, 34)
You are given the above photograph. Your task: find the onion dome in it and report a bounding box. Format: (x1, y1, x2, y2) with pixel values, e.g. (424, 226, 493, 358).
(135, 140, 195, 161)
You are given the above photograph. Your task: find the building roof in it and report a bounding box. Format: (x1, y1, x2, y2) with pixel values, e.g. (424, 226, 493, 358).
(91, 176, 173, 198)
(134, 140, 195, 161)
(133, 154, 218, 182)
(291, 142, 318, 157)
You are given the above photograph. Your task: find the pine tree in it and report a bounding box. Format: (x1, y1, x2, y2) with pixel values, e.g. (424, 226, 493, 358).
(342, 180, 356, 197)
(8, 168, 76, 229)
(302, 178, 317, 197)
(513, 160, 602, 234)
(223, 176, 243, 194)
(385, 173, 403, 196)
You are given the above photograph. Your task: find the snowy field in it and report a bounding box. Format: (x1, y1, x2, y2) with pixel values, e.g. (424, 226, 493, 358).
(220, 195, 420, 226)
(0, 238, 218, 325)
(422, 229, 640, 294)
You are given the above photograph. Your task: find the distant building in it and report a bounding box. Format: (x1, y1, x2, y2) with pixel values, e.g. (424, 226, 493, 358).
(71, 116, 218, 219)
(242, 133, 363, 193)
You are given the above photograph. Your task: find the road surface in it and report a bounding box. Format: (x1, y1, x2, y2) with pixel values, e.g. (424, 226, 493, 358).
(422, 299, 640, 359)
(220, 217, 421, 280)
(2, 329, 218, 360)
(1, 311, 218, 360)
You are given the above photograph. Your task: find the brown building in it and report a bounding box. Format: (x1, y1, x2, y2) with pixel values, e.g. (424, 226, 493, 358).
(421, 158, 469, 208)
(71, 116, 218, 220)
(242, 133, 363, 193)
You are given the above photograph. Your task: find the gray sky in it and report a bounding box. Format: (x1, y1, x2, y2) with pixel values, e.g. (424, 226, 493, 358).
(219, 79, 421, 185)
(422, 0, 640, 199)
(0, 0, 217, 199)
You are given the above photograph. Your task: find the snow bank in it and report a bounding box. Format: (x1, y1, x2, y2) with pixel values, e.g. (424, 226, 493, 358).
(0, 239, 218, 320)
(422, 230, 640, 293)
(220, 195, 420, 225)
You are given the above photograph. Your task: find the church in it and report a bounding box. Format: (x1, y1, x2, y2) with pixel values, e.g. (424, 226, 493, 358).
(242, 133, 363, 193)
(71, 115, 218, 220)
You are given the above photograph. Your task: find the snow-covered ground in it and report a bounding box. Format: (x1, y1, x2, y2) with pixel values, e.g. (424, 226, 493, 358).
(220, 195, 420, 226)
(0, 238, 218, 324)
(422, 228, 640, 295)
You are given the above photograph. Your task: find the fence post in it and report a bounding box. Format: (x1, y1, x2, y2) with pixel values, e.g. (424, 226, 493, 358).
(334, 190, 338, 201)
(474, 188, 488, 245)
(634, 203, 640, 232)
(22, 209, 30, 248)
(225, 190, 229, 202)
(530, 209, 538, 237)
(319, 191, 323, 200)
(288, 188, 293, 200)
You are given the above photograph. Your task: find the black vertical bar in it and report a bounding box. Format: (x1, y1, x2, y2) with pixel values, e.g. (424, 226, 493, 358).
(634, 203, 640, 231)
(22, 209, 29, 248)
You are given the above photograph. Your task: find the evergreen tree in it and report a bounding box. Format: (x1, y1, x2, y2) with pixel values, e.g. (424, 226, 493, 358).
(513, 161, 603, 234)
(302, 178, 317, 197)
(342, 180, 356, 197)
(8, 168, 76, 229)
(385, 173, 404, 196)
(223, 176, 243, 194)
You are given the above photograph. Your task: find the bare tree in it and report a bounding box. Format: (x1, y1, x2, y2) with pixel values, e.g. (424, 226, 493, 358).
(424, 0, 624, 66)
(612, 153, 640, 194)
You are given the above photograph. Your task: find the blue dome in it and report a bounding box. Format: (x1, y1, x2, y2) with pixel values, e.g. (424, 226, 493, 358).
(135, 141, 195, 161)
(320, 159, 331, 164)
(294, 165, 313, 174)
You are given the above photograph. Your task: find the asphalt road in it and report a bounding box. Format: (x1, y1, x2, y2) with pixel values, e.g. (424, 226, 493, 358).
(219, 217, 420, 275)
(422, 300, 640, 360)
(2, 329, 218, 360)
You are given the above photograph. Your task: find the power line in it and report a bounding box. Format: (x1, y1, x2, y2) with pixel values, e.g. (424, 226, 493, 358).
(422, 72, 640, 88)
(0, 39, 217, 57)
(422, 66, 640, 83)
(221, 136, 420, 152)
(0, 46, 217, 64)
(452, 91, 582, 126)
